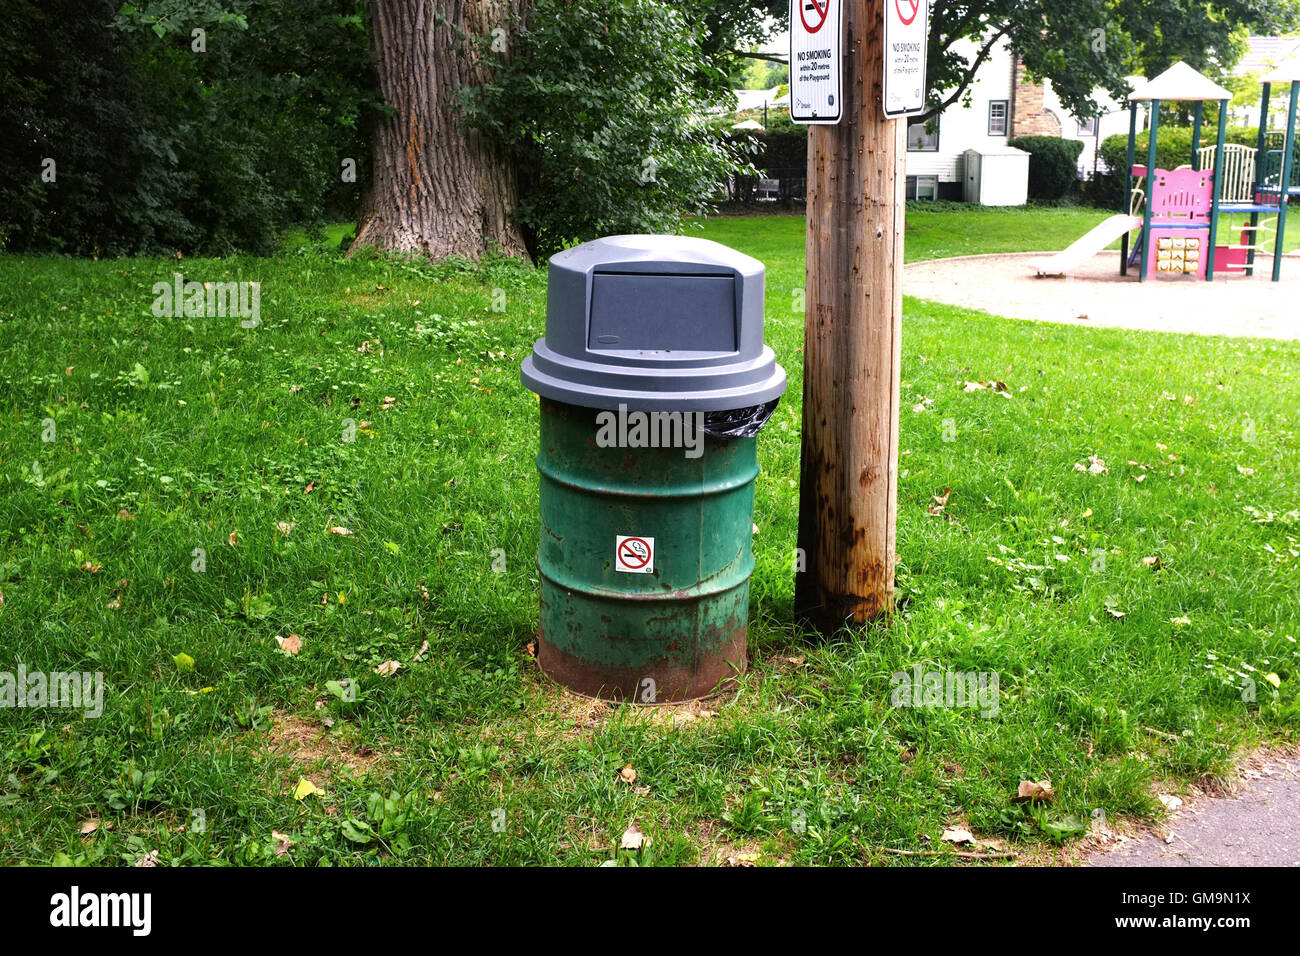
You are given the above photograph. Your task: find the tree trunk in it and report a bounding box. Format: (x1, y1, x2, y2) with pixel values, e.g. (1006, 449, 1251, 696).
(795, 0, 904, 632)
(354, 0, 528, 260)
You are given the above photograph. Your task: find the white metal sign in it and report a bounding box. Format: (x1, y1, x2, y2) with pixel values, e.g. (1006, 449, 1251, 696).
(615, 535, 654, 574)
(790, 0, 842, 125)
(883, 0, 929, 118)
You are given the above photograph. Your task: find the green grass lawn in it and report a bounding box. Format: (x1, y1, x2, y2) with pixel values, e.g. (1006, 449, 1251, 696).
(701, 204, 1117, 263)
(2, 207, 1298, 866)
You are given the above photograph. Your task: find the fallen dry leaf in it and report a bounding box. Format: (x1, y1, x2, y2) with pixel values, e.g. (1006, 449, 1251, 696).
(276, 521, 295, 535)
(1142, 556, 1162, 569)
(271, 831, 294, 857)
(228, 531, 239, 547)
(117, 509, 134, 521)
(413, 640, 430, 662)
(134, 850, 160, 868)
(275, 633, 303, 655)
(374, 660, 403, 677)
(620, 824, 648, 851)
(80, 819, 99, 836)
(1075, 455, 1108, 476)
(927, 487, 953, 516)
(941, 827, 976, 846)
(303, 480, 316, 494)
(1013, 780, 1055, 803)
(620, 765, 637, 785)
(328, 526, 352, 536)
(381, 395, 397, 411)
(80, 561, 102, 573)
(1158, 793, 1183, 812)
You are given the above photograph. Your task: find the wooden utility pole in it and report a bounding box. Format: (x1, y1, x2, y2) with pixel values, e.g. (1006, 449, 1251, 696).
(795, 0, 904, 632)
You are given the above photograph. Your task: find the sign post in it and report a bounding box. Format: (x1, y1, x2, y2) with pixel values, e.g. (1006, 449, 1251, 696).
(795, 0, 926, 632)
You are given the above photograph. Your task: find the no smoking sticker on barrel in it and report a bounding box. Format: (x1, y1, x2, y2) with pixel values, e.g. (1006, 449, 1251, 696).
(615, 535, 654, 574)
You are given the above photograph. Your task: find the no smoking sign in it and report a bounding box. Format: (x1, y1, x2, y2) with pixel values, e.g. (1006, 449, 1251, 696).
(615, 535, 655, 574)
(883, 0, 929, 118)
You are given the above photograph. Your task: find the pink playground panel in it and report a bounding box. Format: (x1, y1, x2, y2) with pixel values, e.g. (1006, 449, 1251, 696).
(1135, 167, 1215, 278)
(1147, 168, 1213, 221)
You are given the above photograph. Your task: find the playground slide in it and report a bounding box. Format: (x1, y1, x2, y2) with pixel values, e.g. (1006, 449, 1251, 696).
(1026, 215, 1144, 276)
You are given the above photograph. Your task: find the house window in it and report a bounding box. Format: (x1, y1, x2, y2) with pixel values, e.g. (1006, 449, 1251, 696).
(1077, 115, 1099, 136)
(988, 100, 1009, 136)
(907, 120, 938, 152)
(909, 175, 940, 201)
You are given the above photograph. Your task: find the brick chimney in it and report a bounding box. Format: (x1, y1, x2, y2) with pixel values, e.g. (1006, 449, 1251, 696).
(1010, 57, 1062, 137)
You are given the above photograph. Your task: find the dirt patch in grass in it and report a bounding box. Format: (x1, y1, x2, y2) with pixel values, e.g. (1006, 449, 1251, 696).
(264, 710, 386, 779)
(694, 818, 784, 867)
(526, 669, 744, 741)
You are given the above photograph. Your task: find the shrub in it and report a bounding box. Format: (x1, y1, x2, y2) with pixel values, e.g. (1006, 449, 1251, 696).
(1097, 125, 1261, 175)
(1009, 136, 1086, 200)
(1091, 125, 1263, 210)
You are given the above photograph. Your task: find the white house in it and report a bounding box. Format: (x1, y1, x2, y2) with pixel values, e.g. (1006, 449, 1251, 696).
(904, 36, 1136, 201)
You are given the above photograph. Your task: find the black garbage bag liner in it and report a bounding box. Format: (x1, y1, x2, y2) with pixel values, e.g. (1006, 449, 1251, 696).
(704, 399, 780, 440)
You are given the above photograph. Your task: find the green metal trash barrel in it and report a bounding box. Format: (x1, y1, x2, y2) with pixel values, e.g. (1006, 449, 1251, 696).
(521, 235, 786, 702)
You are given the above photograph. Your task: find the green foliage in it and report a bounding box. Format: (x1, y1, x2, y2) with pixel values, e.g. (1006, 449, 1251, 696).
(1099, 126, 1263, 175)
(462, 0, 751, 258)
(923, 1, 1299, 123)
(1009, 136, 1086, 200)
(732, 56, 788, 92)
(0, 0, 374, 255)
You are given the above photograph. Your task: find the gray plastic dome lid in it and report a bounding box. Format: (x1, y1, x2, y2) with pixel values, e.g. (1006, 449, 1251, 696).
(520, 234, 786, 413)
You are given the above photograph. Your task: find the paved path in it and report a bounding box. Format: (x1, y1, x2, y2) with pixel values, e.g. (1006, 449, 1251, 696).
(1090, 758, 1300, 867)
(904, 252, 1300, 341)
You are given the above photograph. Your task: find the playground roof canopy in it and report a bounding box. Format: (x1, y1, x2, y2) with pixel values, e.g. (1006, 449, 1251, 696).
(1261, 51, 1300, 83)
(1128, 61, 1232, 102)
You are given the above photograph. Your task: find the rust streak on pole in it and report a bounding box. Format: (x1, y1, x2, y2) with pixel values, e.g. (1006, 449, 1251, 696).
(795, 0, 904, 633)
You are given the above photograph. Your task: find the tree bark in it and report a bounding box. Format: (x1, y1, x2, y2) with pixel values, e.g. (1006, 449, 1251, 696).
(354, 0, 528, 260)
(795, 0, 904, 632)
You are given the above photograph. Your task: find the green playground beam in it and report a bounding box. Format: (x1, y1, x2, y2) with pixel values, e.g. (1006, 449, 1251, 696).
(1255, 84, 1271, 184)
(1273, 80, 1299, 282)
(1140, 100, 1160, 282)
(1207, 100, 1228, 281)
(1192, 101, 1203, 168)
(1122, 102, 1138, 276)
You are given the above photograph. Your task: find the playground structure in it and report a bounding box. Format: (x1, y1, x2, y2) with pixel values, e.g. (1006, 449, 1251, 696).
(1032, 59, 1300, 282)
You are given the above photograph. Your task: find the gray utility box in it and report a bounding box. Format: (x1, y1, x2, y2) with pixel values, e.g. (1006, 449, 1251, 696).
(520, 235, 786, 412)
